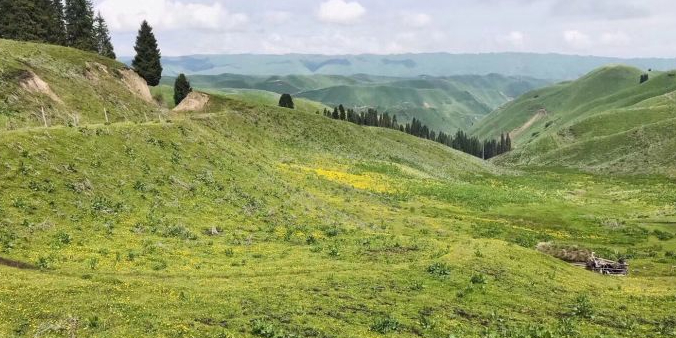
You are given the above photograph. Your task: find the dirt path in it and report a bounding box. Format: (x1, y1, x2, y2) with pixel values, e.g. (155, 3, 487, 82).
(511, 109, 547, 138)
(0, 257, 36, 270)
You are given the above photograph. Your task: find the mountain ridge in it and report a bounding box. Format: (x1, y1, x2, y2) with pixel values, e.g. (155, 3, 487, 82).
(121, 52, 676, 79)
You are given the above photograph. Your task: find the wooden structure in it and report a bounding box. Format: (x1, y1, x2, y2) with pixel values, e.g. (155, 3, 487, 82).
(586, 253, 628, 275)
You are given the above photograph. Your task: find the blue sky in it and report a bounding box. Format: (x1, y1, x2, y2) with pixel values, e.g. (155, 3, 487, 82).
(94, 0, 676, 58)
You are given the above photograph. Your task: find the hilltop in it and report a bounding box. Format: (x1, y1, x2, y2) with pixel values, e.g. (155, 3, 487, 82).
(160, 73, 548, 132)
(0, 39, 160, 129)
(1, 41, 675, 338)
(472, 65, 676, 176)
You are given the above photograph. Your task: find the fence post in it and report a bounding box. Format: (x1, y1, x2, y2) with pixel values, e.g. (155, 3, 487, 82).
(41, 107, 48, 127)
(104, 108, 109, 124)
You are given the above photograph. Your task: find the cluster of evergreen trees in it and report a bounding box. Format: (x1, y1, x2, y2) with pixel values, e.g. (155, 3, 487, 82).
(0, 0, 115, 59)
(323, 105, 400, 128)
(323, 105, 512, 160)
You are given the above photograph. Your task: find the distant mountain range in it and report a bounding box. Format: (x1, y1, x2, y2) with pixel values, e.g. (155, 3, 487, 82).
(122, 53, 676, 79)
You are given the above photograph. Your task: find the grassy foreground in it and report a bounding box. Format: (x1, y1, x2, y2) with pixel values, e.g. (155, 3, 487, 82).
(1, 94, 675, 338)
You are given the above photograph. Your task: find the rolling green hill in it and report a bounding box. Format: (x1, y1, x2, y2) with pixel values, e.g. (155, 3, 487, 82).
(472, 65, 676, 176)
(1, 41, 676, 338)
(161, 73, 549, 132)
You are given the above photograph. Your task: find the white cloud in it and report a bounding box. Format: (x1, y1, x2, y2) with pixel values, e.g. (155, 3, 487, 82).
(563, 30, 592, 49)
(404, 13, 432, 28)
(318, 0, 366, 24)
(97, 0, 248, 32)
(497, 31, 525, 47)
(600, 31, 631, 46)
(264, 11, 292, 24)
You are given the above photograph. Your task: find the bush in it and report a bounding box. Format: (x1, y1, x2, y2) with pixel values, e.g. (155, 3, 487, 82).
(653, 230, 675, 241)
(250, 319, 298, 338)
(54, 231, 72, 246)
(470, 273, 487, 285)
(657, 317, 676, 336)
(569, 294, 594, 319)
(150, 259, 168, 271)
(370, 316, 400, 334)
(161, 224, 198, 240)
(427, 262, 451, 278)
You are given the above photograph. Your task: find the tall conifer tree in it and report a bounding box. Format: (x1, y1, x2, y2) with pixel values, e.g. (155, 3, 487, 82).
(46, 0, 67, 45)
(278, 93, 294, 109)
(93, 12, 115, 59)
(65, 0, 96, 51)
(132, 20, 163, 86)
(0, 0, 47, 42)
(174, 74, 193, 105)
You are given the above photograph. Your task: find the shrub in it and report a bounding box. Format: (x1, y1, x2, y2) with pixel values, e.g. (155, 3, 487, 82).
(161, 224, 198, 240)
(150, 259, 168, 271)
(328, 246, 340, 257)
(653, 230, 675, 241)
(370, 316, 400, 334)
(36, 256, 52, 270)
(250, 319, 298, 338)
(569, 294, 594, 319)
(470, 273, 487, 285)
(54, 231, 72, 246)
(427, 262, 451, 278)
(536, 242, 591, 262)
(0, 228, 16, 251)
(657, 317, 676, 336)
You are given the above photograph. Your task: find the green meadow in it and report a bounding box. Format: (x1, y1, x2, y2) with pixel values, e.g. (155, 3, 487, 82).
(0, 40, 675, 338)
(1, 94, 675, 338)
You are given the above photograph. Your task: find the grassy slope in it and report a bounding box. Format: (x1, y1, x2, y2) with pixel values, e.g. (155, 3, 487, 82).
(0, 94, 675, 338)
(0, 39, 159, 128)
(471, 65, 676, 175)
(1, 43, 675, 338)
(150, 85, 330, 113)
(161, 73, 549, 133)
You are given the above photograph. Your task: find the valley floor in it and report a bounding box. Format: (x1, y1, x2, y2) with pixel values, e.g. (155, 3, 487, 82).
(1, 98, 675, 338)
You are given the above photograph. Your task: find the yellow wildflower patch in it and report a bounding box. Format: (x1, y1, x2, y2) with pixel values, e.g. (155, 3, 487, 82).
(278, 163, 395, 193)
(313, 168, 393, 193)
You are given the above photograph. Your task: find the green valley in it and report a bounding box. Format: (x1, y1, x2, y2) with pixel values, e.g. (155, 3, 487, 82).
(160, 73, 549, 132)
(0, 39, 675, 338)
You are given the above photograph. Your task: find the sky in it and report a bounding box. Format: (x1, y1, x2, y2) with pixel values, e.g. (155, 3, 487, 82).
(94, 0, 676, 58)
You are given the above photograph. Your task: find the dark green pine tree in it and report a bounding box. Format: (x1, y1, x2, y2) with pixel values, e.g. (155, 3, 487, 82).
(0, 0, 45, 42)
(338, 104, 346, 120)
(132, 21, 163, 86)
(174, 74, 193, 105)
(93, 12, 115, 59)
(332, 107, 339, 119)
(65, 0, 96, 51)
(505, 133, 512, 151)
(278, 93, 294, 109)
(44, 0, 66, 45)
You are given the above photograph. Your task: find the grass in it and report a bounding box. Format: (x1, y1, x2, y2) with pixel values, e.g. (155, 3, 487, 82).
(0, 39, 159, 129)
(1, 93, 675, 338)
(0, 41, 675, 338)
